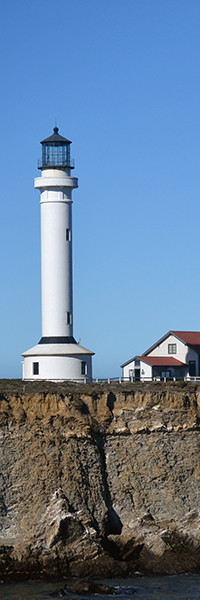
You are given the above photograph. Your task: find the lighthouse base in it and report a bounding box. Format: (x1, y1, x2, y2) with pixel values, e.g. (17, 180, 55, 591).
(21, 343, 94, 382)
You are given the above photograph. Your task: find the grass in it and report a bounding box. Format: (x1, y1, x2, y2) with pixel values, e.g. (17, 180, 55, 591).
(0, 379, 199, 396)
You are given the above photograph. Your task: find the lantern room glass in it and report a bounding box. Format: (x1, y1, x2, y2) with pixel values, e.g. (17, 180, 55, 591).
(42, 143, 71, 168)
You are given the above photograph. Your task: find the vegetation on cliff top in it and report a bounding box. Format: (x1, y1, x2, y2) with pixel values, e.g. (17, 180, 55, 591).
(0, 378, 199, 396)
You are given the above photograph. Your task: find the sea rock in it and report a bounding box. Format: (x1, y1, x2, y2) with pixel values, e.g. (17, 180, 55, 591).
(66, 580, 116, 595)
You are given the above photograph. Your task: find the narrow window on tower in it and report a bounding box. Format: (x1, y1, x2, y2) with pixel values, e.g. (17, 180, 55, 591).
(66, 229, 71, 241)
(81, 361, 87, 375)
(66, 312, 72, 325)
(33, 362, 39, 375)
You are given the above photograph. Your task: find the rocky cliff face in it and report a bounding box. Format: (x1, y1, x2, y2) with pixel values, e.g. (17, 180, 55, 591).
(1, 380, 200, 579)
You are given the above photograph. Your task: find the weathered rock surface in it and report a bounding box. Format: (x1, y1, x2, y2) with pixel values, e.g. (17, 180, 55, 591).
(1, 379, 200, 579)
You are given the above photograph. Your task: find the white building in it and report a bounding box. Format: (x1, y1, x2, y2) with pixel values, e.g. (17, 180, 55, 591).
(22, 127, 94, 381)
(121, 331, 200, 381)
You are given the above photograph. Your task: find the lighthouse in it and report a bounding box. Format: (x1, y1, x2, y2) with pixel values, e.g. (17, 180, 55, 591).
(22, 127, 94, 381)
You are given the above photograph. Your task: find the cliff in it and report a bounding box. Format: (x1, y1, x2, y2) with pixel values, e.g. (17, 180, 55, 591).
(1, 379, 200, 580)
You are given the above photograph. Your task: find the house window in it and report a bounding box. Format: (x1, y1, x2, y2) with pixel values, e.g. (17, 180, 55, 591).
(66, 229, 71, 241)
(135, 358, 140, 367)
(33, 362, 39, 375)
(66, 312, 72, 325)
(81, 361, 87, 375)
(168, 344, 176, 354)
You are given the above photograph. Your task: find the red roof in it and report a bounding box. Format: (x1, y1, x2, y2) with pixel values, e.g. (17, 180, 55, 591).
(172, 331, 200, 352)
(138, 356, 185, 367)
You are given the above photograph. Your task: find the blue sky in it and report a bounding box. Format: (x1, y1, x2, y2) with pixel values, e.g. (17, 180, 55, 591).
(1, 0, 200, 379)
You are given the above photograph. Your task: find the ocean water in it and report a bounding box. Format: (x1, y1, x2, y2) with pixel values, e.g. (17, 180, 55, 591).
(1, 575, 200, 600)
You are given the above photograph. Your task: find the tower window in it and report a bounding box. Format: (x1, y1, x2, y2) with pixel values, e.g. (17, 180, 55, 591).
(66, 311, 72, 325)
(33, 362, 39, 375)
(66, 229, 71, 241)
(168, 344, 176, 354)
(81, 361, 87, 375)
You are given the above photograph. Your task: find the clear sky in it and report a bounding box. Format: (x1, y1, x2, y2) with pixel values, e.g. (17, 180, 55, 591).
(1, 0, 200, 379)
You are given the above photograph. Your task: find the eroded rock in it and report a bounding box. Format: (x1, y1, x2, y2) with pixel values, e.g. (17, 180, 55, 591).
(1, 380, 200, 578)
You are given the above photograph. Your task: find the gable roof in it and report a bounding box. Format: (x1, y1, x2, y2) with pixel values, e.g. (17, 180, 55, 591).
(171, 331, 200, 353)
(143, 331, 200, 356)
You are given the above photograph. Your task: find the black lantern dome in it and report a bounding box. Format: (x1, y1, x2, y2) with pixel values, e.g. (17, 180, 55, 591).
(38, 127, 75, 170)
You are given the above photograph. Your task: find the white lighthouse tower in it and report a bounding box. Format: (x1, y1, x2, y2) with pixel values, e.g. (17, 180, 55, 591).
(22, 127, 94, 381)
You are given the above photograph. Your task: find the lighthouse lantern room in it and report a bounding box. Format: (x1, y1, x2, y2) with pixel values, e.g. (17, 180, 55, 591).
(22, 127, 94, 381)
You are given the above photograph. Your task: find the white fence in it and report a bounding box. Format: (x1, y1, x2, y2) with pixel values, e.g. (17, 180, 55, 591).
(92, 376, 200, 384)
(76, 375, 200, 384)
(20, 375, 200, 384)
